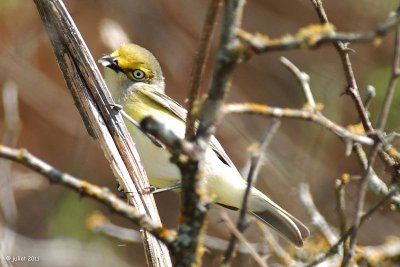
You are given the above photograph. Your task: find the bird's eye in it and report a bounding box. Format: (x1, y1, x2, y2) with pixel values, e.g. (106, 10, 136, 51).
(132, 69, 145, 80)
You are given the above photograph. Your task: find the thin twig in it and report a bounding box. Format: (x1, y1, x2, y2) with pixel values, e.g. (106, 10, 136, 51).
(342, 143, 381, 267)
(280, 57, 316, 109)
(0, 145, 177, 248)
(376, 25, 400, 130)
(224, 103, 373, 146)
(220, 212, 268, 267)
(306, 182, 398, 266)
(335, 174, 348, 258)
(222, 120, 280, 265)
(185, 0, 223, 139)
(363, 85, 376, 111)
(299, 183, 338, 246)
(335, 174, 348, 236)
(310, 0, 374, 134)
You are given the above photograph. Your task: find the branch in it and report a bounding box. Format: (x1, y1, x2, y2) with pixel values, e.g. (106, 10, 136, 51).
(354, 143, 400, 205)
(222, 120, 280, 265)
(169, 0, 247, 265)
(342, 143, 381, 267)
(0, 145, 177, 247)
(310, 0, 374, 133)
(224, 103, 374, 146)
(299, 183, 338, 246)
(306, 182, 399, 267)
(237, 9, 400, 54)
(280, 57, 316, 109)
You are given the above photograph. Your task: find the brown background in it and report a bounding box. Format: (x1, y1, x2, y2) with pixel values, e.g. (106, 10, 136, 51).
(0, 0, 399, 266)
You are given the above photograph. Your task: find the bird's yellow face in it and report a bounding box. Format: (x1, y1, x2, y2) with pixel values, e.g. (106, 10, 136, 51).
(99, 43, 165, 89)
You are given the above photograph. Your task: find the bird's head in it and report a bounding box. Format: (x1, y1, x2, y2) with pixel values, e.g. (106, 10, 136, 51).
(99, 43, 165, 93)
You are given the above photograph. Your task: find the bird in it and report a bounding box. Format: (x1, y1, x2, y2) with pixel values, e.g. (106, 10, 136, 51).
(99, 43, 309, 247)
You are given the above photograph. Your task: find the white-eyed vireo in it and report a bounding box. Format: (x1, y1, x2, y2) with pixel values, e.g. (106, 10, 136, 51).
(99, 43, 309, 246)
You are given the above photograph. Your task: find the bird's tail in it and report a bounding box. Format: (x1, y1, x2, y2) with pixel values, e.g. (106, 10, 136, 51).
(250, 191, 309, 247)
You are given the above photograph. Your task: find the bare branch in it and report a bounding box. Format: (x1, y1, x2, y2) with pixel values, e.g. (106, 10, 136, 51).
(237, 10, 400, 54)
(222, 120, 280, 265)
(342, 144, 381, 266)
(306, 182, 399, 267)
(224, 103, 374, 146)
(310, 0, 374, 134)
(280, 57, 316, 109)
(0, 145, 177, 247)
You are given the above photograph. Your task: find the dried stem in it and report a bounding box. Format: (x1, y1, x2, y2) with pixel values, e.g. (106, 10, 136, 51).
(33, 1, 172, 265)
(1, 82, 21, 225)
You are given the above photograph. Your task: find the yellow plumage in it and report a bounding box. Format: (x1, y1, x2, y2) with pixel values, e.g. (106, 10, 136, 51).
(99, 43, 309, 246)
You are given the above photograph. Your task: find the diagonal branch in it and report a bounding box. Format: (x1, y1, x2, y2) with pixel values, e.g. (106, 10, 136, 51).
(310, 0, 374, 133)
(222, 120, 280, 265)
(0, 145, 177, 248)
(224, 103, 374, 146)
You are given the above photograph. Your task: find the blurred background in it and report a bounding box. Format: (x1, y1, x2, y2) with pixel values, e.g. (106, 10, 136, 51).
(0, 0, 399, 266)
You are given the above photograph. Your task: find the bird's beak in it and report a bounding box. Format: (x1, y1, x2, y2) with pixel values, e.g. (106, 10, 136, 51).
(98, 55, 121, 73)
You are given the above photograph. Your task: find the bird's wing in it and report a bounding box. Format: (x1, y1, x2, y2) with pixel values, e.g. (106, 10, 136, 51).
(137, 86, 238, 170)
